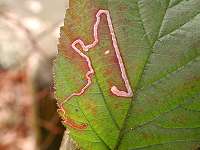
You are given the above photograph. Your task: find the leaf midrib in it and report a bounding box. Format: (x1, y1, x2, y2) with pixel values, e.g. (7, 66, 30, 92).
(114, 0, 171, 149)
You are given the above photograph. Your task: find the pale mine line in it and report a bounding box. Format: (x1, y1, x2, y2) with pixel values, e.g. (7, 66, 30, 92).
(61, 10, 133, 106)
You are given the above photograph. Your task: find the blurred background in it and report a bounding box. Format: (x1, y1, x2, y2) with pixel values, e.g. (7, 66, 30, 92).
(0, 0, 69, 149)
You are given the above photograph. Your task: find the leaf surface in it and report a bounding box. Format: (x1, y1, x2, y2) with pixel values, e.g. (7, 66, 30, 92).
(54, 0, 200, 149)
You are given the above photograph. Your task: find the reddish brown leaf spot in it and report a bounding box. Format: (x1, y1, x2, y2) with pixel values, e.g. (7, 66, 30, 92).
(60, 10, 133, 106)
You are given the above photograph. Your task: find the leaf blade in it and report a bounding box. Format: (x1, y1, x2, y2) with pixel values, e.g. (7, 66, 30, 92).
(54, 0, 200, 149)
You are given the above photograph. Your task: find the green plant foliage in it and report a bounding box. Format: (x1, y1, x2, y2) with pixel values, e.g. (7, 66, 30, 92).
(54, 0, 200, 149)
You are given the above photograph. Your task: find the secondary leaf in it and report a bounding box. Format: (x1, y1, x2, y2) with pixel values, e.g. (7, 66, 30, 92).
(54, 0, 200, 149)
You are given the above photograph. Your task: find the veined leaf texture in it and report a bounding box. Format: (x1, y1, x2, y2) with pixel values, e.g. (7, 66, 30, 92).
(54, 0, 200, 149)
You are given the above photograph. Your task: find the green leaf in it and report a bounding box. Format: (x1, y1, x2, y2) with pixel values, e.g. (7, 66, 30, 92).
(53, 0, 200, 149)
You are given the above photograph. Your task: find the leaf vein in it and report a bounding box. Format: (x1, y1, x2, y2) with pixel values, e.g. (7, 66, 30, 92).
(77, 100, 111, 150)
(115, 0, 171, 149)
(158, 12, 200, 40)
(168, 0, 185, 9)
(139, 54, 200, 90)
(93, 66, 120, 130)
